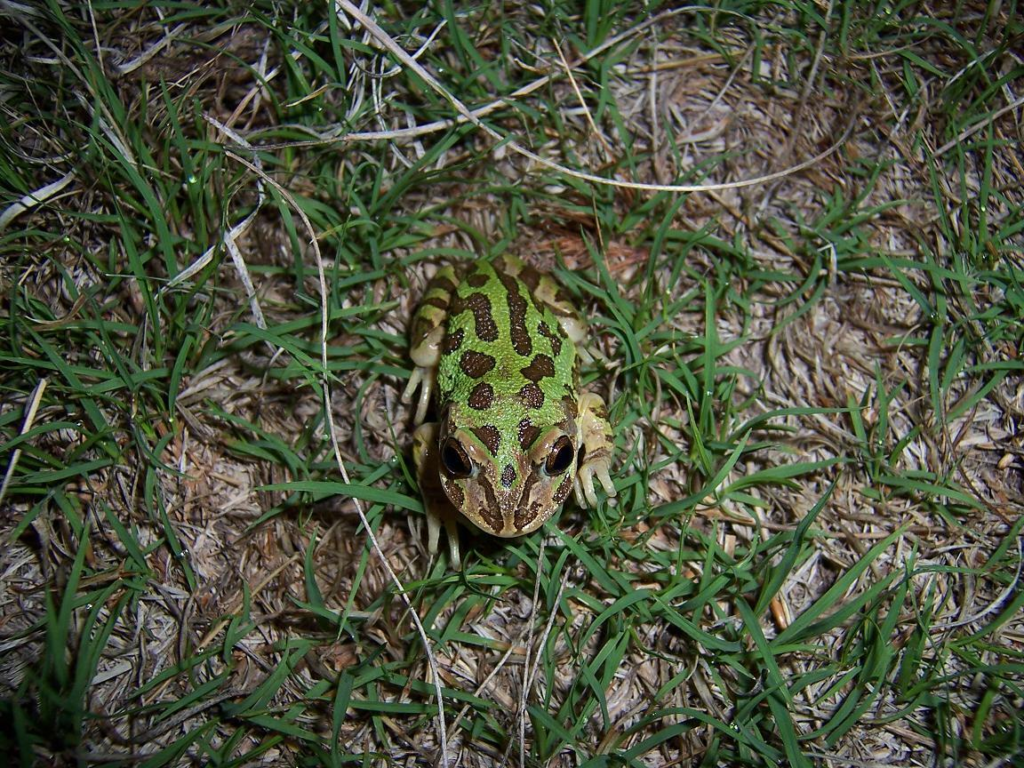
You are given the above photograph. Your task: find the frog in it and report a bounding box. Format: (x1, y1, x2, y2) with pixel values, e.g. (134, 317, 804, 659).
(402, 254, 616, 568)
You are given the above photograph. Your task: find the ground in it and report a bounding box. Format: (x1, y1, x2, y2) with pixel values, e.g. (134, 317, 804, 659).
(1, 1, 1022, 766)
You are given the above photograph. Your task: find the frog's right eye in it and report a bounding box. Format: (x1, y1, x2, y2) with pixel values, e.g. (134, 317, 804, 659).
(441, 437, 474, 478)
(544, 435, 576, 476)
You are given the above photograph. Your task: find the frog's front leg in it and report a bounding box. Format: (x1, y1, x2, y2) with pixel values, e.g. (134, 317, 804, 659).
(574, 392, 617, 508)
(401, 266, 459, 425)
(412, 422, 463, 568)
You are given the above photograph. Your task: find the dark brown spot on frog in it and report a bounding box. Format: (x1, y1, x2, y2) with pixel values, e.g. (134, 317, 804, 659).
(442, 327, 465, 355)
(433, 275, 458, 295)
(561, 395, 578, 418)
(445, 480, 465, 509)
(460, 350, 496, 379)
(514, 472, 540, 530)
(468, 382, 494, 410)
(467, 293, 498, 342)
(518, 418, 540, 450)
(472, 424, 501, 456)
(527, 291, 545, 317)
(477, 476, 504, 532)
(516, 500, 541, 532)
(496, 270, 532, 357)
(501, 463, 516, 488)
(521, 354, 555, 383)
(423, 296, 449, 311)
(516, 262, 541, 293)
(538, 321, 563, 356)
(553, 472, 573, 504)
(466, 271, 489, 288)
(520, 383, 545, 409)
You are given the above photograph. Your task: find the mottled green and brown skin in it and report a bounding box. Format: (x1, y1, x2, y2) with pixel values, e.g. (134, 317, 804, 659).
(402, 255, 616, 567)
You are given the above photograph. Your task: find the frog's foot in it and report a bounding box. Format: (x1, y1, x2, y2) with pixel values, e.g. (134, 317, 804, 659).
(574, 391, 616, 508)
(413, 422, 463, 568)
(426, 504, 463, 570)
(402, 365, 435, 426)
(403, 317, 445, 425)
(575, 454, 617, 509)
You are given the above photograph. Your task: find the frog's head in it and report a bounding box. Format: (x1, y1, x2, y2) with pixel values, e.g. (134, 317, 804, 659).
(437, 403, 580, 537)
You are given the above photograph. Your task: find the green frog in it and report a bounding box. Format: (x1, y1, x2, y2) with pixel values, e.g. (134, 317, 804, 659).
(402, 255, 616, 567)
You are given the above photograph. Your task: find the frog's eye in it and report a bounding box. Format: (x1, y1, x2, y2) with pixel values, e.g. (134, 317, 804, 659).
(441, 437, 474, 478)
(544, 435, 575, 476)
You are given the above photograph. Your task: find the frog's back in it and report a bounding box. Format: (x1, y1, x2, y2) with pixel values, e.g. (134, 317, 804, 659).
(436, 261, 577, 427)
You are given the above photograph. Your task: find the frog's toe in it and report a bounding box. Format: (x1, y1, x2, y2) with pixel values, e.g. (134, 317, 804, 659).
(427, 507, 462, 570)
(579, 475, 600, 508)
(402, 367, 433, 425)
(594, 462, 617, 508)
(401, 367, 423, 403)
(575, 459, 615, 509)
(595, 462, 616, 497)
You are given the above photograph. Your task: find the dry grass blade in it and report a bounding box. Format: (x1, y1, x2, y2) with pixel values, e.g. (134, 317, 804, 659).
(0, 174, 76, 232)
(0, 378, 48, 506)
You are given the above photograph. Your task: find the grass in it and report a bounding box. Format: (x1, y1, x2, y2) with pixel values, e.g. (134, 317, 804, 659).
(1, 0, 1022, 765)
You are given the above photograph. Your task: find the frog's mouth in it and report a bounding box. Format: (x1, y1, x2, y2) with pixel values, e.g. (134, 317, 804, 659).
(445, 471, 551, 538)
(457, 502, 546, 538)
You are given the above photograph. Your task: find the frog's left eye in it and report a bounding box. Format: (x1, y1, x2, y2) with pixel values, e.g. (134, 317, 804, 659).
(544, 435, 575, 476)
(441, 437, 474, 478)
